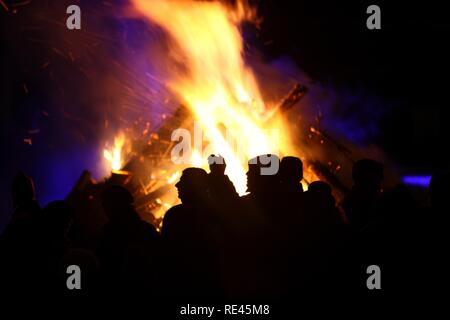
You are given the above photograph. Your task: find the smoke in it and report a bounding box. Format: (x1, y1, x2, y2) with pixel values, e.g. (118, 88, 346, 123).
(250, 54, 391, 146)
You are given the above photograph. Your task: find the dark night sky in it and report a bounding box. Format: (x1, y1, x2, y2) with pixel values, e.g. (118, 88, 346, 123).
(1, 0, 450, 229)
(257, 0, 450, 168)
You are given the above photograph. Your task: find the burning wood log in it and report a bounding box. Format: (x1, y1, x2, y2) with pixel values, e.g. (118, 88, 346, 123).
(104, 83, 309, 206)
(307, 160, 350, 197)
(121, 105, 189, 174)
(134, 184, 173, 211)
(309, 126, 353, 161)
(278, 83, 308, 113)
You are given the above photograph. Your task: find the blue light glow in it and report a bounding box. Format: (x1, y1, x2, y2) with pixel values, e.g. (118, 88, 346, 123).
(402, 175, 431, 187)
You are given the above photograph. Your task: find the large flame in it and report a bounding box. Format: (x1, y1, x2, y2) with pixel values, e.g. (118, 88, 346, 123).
(131, 0, 296, 194)
(103, 132, 126, 171)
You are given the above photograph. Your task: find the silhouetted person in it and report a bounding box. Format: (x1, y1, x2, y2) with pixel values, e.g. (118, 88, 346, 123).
(98, 185, 159, 294)
(308, 180, 332, 197)
(161, 168, 221, 299)
(381, 183, 420, 293)
(9, 171, 42, 229)
(278, 156, 306, 256)
(0, 172, 43, 293)
(280, 156, 304, 194)
(429, 171, 450, 214)
(67, 170, 107, 249)
(206, 155, 238, 241)
(241, 154, 281, 225)
(307, 181, 343, 227)
(302, 181, 349, 293)
(241, 154, 282, 223)
(342, 159, 385, 293)
(42, 200, 73, 249)
(418, 172, 450, 292)
(343, 158, 384, 232)
(426, 171, 450, 250)
(273, 156, 308, 296)
(232, 155, 283, 299)
(205, 155, 242, 295)
(383, 183, 417, 227)
(40, 200, 74, 290)
(207, 154, 238, 204)
(244, 154, 281, 199)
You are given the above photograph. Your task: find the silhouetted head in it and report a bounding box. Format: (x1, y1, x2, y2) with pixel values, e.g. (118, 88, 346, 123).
(429, 171, 450, 210)
(208, 154, 226, 175)
(280, 156, 303, 186)
(384, 183, 415, 222)
(308, 181, 335, 206)
(101, 185, 135, 222)
(309, 181, 332, 195)
(246, 154, 280, 194)
(352, 159, 383, 193)
(175, 168, 209, 204)
(12, 171, 36, 208)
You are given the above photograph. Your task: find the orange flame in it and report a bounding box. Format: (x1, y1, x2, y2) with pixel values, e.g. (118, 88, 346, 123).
(103, 132, 126, 171)
(132, 0, 296, 194)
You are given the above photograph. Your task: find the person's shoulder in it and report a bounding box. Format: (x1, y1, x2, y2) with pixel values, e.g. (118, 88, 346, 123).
(162, 204, 184, 223)
(165, 204, 183, 216)
(161, 204, 187, 237)
(137, 219, 158, 236)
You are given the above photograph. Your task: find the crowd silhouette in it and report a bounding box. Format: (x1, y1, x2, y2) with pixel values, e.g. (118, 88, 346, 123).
(0, 154, 447, 302)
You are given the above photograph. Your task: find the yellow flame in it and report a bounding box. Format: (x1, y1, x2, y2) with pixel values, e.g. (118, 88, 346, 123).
(132, 0, 296, 194)
(167, 171, 181, 184)
(103, 132, 126, 171)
